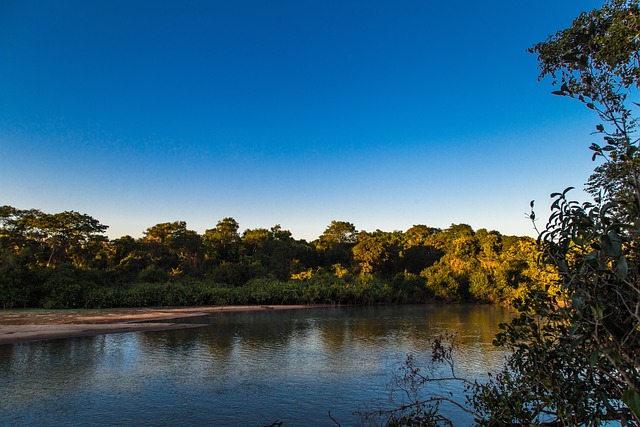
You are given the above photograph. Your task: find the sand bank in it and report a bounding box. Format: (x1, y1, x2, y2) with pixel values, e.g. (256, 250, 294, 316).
(0, 305, 325, 345)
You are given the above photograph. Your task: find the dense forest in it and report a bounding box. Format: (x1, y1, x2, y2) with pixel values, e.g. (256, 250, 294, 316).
(0, 205, 555, 309)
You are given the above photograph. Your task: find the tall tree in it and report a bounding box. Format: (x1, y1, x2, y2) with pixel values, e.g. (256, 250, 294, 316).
(0, 206, 108, 268)
(401, 225, 443, 274)
(352, 231, 391, 275)
(532, 0, 640, 221)
(371, 2, 640, 424)
(316, 220, 358, 250)
(316, 220, 358, 267)
(471, 1, 640, 423)
(203, 217, 241, 263)
(141, 221, 202, 273)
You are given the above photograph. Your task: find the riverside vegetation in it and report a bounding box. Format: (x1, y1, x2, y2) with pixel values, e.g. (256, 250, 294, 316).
(365, 0, 640, 424)
(3, 0, 639, 424)
(0, 210, 553, 310)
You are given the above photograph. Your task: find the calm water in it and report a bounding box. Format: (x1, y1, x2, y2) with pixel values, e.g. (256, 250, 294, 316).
(0, 305, 512, 426)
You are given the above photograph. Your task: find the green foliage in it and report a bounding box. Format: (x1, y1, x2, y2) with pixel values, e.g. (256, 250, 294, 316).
(352, 230, 401, 275)
(203, 217, 241, 263)
(138, 265, 169, 283)
(0, 267, 42, 308)
(467, 290, 635, 424)
(0, 206, 108, 269)
(1, 206, 552, 310)
(208, 261, 266, 287)
(0, 212, 550, 309)
(390, 272, 433, 303)
(316, 220, 358, 249)
(361, 2, 640, 425)
(417, 225, 550, 305)
(315, 220, 358, 267)
(531, 0, 640, 221)
(422, 265, 465, 301)
(141, 221, 203, 274)
(468, 1, 640, 423)
(509, 1, 640, 421)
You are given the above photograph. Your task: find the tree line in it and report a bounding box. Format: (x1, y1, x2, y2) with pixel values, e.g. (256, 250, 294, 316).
(0, 207, 553, 309)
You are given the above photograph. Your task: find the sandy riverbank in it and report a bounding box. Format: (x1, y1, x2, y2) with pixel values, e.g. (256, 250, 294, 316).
(0, 305, 325, 345)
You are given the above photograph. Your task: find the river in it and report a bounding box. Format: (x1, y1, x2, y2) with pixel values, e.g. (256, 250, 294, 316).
(0, 305, 513, 426)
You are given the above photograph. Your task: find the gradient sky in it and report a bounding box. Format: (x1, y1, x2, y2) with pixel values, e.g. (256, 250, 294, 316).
(0, 0, 604, 241)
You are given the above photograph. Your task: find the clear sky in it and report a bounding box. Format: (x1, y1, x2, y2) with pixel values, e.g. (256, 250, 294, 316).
(0, 0, 604, 241)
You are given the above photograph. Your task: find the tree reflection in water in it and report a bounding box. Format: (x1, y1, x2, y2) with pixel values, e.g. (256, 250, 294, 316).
(0, 305, 512, 426)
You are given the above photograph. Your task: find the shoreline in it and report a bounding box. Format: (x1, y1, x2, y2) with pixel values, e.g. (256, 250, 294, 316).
(0, 305, 331, 346)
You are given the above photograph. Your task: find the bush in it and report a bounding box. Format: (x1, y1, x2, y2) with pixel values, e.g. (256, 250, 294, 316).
(137, 266, 169, 283)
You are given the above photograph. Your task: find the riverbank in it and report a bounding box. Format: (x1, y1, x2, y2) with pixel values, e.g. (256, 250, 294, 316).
(0, 305, 327, 345)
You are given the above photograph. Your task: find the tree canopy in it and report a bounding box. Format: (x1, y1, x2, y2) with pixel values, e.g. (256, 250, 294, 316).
(0, 204, 549, 311)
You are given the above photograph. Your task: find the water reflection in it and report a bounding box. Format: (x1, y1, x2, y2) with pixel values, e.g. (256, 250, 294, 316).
(0, 305, 513, 426)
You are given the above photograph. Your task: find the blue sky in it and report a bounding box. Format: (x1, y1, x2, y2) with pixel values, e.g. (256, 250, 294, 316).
(0, 0, 603, 241)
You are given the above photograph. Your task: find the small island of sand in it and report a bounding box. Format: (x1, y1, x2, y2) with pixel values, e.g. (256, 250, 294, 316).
(0, 305, 321, 345)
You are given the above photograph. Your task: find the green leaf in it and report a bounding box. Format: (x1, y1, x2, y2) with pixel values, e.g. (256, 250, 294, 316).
(601, 231, 622, 258)
(586, 102, 595, 109)
(568, 334, 585, 353)
(552, 90, 566, 96)
(595, 124, 604, 131)
(558, 259, 569, 275)
(600, 202, 615, 219)
(571, 292, 585, 309)
(622, 389, 640, 418)
(617, 256, 628, 280)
